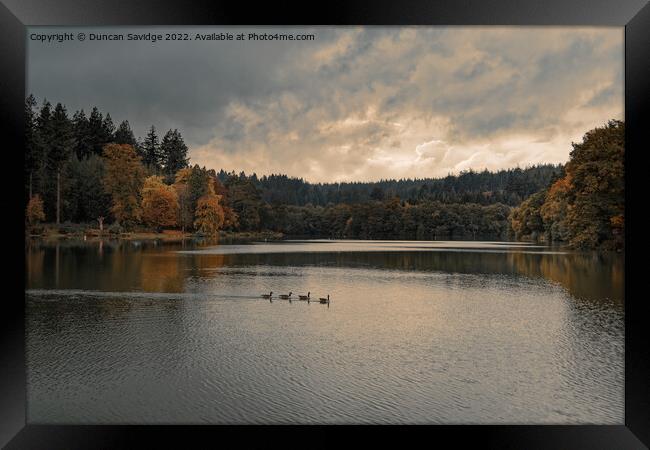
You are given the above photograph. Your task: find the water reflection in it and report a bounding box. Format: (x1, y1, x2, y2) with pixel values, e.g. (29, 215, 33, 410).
(25, 238, 623, 305)
(25, 237, 624, 424)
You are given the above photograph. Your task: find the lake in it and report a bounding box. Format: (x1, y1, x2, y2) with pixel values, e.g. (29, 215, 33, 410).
(25, 238, 624, 424)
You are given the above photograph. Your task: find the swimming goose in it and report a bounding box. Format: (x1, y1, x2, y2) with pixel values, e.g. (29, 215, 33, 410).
(298, 292, 310, 300)
(279, 292, 292, 300)
(261, 291, 273, 299)
(319, 294, 330, 304)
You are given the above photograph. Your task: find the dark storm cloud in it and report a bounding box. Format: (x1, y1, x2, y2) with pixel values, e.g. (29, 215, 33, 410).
(28, 26, 623, 182)
(28, 26, 339, 147)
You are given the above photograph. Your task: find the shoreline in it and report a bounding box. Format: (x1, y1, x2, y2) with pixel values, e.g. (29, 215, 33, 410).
(24, 231, 623, 253)
(26, 228, 285, 242)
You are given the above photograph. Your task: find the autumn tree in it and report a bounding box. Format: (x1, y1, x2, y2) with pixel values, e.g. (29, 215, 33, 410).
(102, 144, 146, 229)
(141, 175, 179, 230)
(173, 166, 233, 234)
(510, 120, 624, 250)
(172, 166, 208, 229)
(172, 168, 193, 232)
(194, 193, 225, 235)
(563, 120, 624, 250)
(26, 195, 46, 226)
(540, 174, 571, 242)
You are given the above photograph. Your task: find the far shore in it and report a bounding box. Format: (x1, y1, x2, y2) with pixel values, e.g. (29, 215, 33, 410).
(26, 226, 284, 242)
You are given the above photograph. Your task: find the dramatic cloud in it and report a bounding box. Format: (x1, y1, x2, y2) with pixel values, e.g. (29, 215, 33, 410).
(28, 26, 623, 182)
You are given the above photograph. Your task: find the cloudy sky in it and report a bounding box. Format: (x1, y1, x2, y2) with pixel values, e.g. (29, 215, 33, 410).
(27, 26, 623, 182)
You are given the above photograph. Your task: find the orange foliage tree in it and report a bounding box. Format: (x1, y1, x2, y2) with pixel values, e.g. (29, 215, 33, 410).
(26, 195, 46, 226)
(141, 176, 179, 230)
(194, 193, 225, 235)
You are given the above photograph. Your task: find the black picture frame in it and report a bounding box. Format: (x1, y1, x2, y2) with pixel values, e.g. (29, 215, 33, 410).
(3, 0, 648, 448)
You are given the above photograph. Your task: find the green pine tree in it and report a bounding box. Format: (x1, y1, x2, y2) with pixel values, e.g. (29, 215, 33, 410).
(141, 125, 162, 172)
(48, 103, 75, 224)
(88, 107, 105, 155)
(114, 120, 138, 148)
(25, 95, 38, 204)
(72, 109, 91, 159)
(161, 129, 189, 181)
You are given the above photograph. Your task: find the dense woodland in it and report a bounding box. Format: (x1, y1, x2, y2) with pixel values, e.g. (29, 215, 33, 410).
(214, 165, 561, 207)
(24, 95, 624, 249)
(510, 120, 624, 250)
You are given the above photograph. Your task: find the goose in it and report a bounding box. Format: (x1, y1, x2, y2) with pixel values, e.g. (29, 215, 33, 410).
(319, 294, 330, 304)
(261, 291, 273, 299)
(279, 292, 292, 300)
(298, 292, 310, 301)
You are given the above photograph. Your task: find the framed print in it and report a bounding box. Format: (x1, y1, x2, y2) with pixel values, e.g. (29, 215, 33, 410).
(2, 0, 649, 447)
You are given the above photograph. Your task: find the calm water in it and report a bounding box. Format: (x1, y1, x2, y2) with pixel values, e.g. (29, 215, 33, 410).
(25, 238, 624, 424)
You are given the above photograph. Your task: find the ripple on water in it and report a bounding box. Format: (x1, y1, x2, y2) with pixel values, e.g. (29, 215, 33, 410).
(26, 258, 623, 424)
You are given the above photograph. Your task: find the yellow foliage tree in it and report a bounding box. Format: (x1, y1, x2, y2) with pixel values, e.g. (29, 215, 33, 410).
(141, 176, 179, 230)
(194, 193, 225, 235)
(173, 167, 192, 185)
(172, 168, 194, 231)
(102, 144, 146, 229)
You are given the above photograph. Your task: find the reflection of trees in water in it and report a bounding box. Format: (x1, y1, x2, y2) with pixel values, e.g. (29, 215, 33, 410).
(25, 238, 623, 305)
(186, 254, 226, 279)
(25, 240, 45, 287)
(26, 239, 191, 292)
(105, 240, 194, 292)
(228, 251, 521, 274)
(25, 238, 225, 293)
(227, 251, 623, 304)
(508, 252, 623, 305)
(140, 253, 186, 293)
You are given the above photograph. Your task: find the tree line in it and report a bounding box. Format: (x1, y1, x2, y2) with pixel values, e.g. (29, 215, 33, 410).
(24, 95, 623, 248)
(213, 164, 562, 208)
